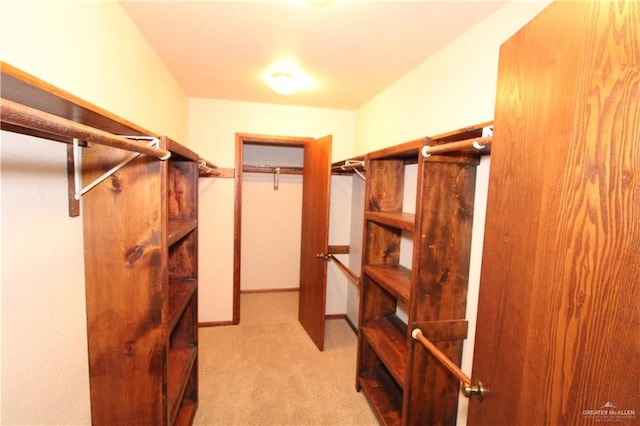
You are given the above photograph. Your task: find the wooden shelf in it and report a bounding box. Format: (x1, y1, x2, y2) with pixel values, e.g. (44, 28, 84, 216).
(359, 369, 403, 426)
(361, 318, 408, 387)
(167, 139, 199, 162)
(367, 139, 423, 161)
(168, 219, 198, 246)
(173, 400, 198, 426)
(363, 265, 411, 303)
(365, 211, 415, 232)
(168, 279, 197, 333)
(168, 345, 198, 425)
(1, 61, 153, 142)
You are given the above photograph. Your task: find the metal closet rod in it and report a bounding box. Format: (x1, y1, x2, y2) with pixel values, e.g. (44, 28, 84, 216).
(0, 98, 171, 160)
(243, 164, 303, 174)
(332, 160, 365, 171)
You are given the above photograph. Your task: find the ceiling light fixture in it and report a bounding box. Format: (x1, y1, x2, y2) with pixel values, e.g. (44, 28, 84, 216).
(268, 71, 298, 95)
(306, 0, 334, 6)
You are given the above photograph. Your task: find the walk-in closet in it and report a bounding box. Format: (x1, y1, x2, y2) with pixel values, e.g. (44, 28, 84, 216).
(2, 1, 638, 425)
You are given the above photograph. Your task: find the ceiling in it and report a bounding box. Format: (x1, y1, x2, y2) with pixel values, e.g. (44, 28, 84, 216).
(120, 0, 507, 110)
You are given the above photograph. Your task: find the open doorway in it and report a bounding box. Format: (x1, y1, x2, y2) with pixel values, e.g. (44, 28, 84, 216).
(233, 133, 332, 350)
(240, 144, 304, 293)
(234, 134, 310, 324)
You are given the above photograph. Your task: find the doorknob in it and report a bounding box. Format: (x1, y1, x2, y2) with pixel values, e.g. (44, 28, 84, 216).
(315, 252, 331, 260)
(461, 381, 485, 401)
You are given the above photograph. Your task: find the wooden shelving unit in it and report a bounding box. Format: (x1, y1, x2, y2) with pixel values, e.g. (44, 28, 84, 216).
(81, 137, 200, 425)
(356, 125, 488, 425)
(165, 136, 199, 425)
(1, 62, 202, 425)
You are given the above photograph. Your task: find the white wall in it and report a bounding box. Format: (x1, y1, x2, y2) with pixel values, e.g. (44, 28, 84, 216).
(355, 1, 552, 153)
(241, 146, 304, 292)
(353, 1, 552, 424)
(345, 175, 365, 325)
(1, 2, 188, 424)
(241, 173, 303, 291)
(0, 2, 188, 143)
(1, 133, 90, 425)
(189, 98, 356, 323)
(327, 175, 353, 315)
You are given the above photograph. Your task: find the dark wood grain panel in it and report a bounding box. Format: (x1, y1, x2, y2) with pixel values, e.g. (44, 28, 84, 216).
(367, 159, 405, 212)
(414, 162, 477, 321)
(82, 143, 166, 425)
(407, 338, 464, 426)
(168, 160, 198, 220)
(169, 231, 197, 278)
(364, 221, 402, 266)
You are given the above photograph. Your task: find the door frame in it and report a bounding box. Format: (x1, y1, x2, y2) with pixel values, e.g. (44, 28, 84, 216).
(233, 133, 314, 324)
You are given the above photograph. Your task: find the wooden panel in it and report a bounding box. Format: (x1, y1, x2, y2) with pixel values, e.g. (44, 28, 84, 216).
(414, 162, 477, 321)
(359, 275, 399, 325)
(364, 221, 402, 265)
(82, 143, 167, 425)
(327, 244, 350, 255)
(469, 2, 640, 425)
(169, 231, 197, 278)
(406, 338, 464, 426)
(168, 160, 197, 220)
(367, 159, 405, 212)
(406, 318, 469, 422)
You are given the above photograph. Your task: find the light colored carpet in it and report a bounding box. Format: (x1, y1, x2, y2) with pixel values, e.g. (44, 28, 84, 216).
(193, 291, 378, 425)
